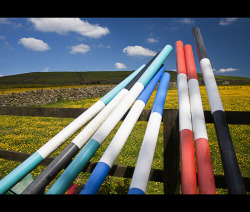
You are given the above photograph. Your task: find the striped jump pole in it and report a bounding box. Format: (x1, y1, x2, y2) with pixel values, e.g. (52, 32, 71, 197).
(22, 63, 149, 194)
(128, 72, 170, 194)
(80, 65, 165, 194)
(47, 44, 173, 194)
(184, 44, 216, 194)
(175, 41, 197, 194)
(0, 66, 144, 195)
(192, 27, 245, 194)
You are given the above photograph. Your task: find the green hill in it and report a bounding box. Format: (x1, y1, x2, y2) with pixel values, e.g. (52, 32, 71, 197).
(0, 71, 249, 89)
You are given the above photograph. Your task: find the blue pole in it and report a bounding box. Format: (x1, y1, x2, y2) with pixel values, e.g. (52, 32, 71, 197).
(128, 72, 170, 194)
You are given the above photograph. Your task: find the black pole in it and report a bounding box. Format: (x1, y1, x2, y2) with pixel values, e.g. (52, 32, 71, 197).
(192, 27, 245, 194)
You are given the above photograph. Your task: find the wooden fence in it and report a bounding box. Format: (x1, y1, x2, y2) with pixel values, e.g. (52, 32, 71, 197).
(0, 106, 249, 193)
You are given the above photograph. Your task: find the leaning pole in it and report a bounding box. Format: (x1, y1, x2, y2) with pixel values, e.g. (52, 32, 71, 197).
(192, 27, 245, 194)
(0, 65, 144, 194)
(175, 41, 197, 194)
(22, 55, 158, 194)
(128, 72, 170, 194)
(184, 44, 216, 194)
(47, 44, 173, 194)
(79, 65, 165, 194)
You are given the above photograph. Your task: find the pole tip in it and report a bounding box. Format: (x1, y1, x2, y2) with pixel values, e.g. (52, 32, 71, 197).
(192, 27, 209, 61)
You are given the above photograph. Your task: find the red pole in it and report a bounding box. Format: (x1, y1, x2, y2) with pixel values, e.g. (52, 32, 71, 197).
(175, 41, 197, 194)
(66, 183, 78, 194)
(184, 44, 216, 194)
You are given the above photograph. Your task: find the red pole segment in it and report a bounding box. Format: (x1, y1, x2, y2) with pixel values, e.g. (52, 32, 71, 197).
(184, 44, 216, 194)
(175, 41, 197, 194)
(66, 183, 78, 194)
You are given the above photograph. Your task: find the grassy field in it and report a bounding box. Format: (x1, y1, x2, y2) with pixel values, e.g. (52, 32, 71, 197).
(0, 70, 249, 90)
(0, 82, 249, 194)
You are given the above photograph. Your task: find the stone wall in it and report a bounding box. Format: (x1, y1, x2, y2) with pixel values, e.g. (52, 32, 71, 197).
(0, 85, 115, 107)
(0, 82, 177, 107)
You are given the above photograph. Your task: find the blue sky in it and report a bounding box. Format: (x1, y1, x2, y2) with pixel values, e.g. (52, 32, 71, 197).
(0, 17, 249, 78)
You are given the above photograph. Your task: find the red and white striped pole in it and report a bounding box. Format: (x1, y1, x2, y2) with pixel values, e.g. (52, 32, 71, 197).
(175, 41, 197, 194)
(184, 44, 216, 194)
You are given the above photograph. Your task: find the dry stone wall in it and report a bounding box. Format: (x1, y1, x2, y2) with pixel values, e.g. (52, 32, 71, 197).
(0, 82, 177, 107)
(0, 85, 115, 107)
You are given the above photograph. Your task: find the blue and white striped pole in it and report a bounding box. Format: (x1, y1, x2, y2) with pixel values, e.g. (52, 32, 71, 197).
(79, 65, 165, 194)
(128, 72, 170, 194)
(47, 44, 173, 194)
(0, 66, 144, 194)
(21, 64, 147, 194)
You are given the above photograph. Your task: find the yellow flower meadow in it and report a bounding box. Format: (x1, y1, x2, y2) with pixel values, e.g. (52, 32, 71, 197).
(0, 85, 249, 194)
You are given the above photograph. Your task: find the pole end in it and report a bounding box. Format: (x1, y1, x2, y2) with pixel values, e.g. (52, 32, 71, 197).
(192, 27, 209, 61)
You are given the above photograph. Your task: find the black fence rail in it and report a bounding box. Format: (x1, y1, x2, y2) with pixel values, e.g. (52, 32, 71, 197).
(0, 106, 249, 193)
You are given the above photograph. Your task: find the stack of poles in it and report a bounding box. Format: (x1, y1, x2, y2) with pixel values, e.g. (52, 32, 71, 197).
(0, 65, 145, 194)
(128, 72, 170, 194)
(80, 65, 166, 194)
(22, 55, 157, 194)
(184, 43, 216, 194)
(192, 27, 245, 194)
(47, 44, 173, 194)
(175, 41, 197, 194)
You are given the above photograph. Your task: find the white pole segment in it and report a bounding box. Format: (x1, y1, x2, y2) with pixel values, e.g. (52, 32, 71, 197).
(99, 99, 146, 167)
(187, 79, 208, 140)
(199, 58, 224, 113)
(177, 73, 193, 132)
(91, 82, 144, 145)
(128, 112, 162, 193)
(37, 101, 105, 158)
(72, 89, 128, 149)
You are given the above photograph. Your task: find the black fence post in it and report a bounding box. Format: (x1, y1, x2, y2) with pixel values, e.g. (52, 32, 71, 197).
(163, 109, 180, 194)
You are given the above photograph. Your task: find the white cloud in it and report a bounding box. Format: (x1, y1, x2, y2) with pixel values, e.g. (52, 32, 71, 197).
(219, 18, 238, 26)
(97, 43, 111, 48)
(18, 37, 50, 52)
(123, 45, 157, 57)
(42, 67, 49, 72)
(0, 18, 22, 28)
(178, 18, 195, 24)
(4, 41, 13, 50)
(28, 18, 110, 38)
(70, 44, 90, 54)
(115, 62, 127, 70)
(147, 37, 159, 43)
(217, 68, 239, 73)
(0, 18, 11, 24)
(213, 67, 239, 73)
